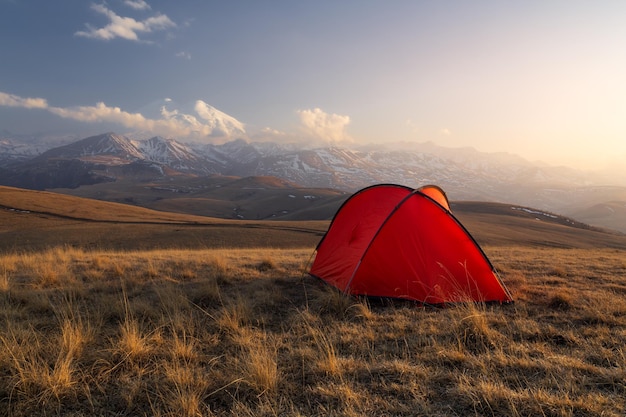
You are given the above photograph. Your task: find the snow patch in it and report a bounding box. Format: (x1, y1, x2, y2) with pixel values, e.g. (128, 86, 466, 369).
(511, 207, 558, 219)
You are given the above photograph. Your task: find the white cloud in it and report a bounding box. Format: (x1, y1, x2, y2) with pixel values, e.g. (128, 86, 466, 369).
(176, 51, 192, 60)
(0, 91, 245, 142)
(75, 3, 176, 42)
(159, 105, 178, 119)
(47, 101, 246, 140)
(297, 108, 351, 144)
(249, 127, 292, 144)
(0, 91, 48, 109)
(124, 0, 151, 10)
(49, 102, 148, 126)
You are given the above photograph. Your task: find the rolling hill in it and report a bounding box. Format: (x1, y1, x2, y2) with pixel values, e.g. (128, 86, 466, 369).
(50, 175, 348, 220)
(0, 186, 329, 252)
(2, 185, 625, 253)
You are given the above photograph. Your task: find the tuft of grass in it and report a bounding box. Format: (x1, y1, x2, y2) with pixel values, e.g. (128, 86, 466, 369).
(206, 255, 229, 283)
(28, 253, 68, 287)
(240, 336, 280, 396)
(0, 253, 18, 293)
(549, 265, 568, 277)
(0, 268, 9, 292)
(170, 330, 198, 362)
(257, 258, 276, 272)
(347, 298, 375, 321)
(189, 276, 221, 309)
(216, 295, 253, 334)
(449, 302, 505, 354)
(548, 291, 573, 310)
(60, 318, 92, 361)
(161, 360, 211, 417)
(115, 292, 154, 363)
(1, 326, 79, 410)
(312, 285, 354, 318)
(300, 313, 342, 378)
(116, 317, 153, 362)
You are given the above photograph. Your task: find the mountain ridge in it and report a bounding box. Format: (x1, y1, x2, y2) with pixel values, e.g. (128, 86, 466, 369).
(1, 132, 626, 232)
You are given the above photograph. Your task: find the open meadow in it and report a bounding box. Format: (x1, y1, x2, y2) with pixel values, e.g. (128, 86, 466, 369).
(1, 246, 626, 416)
(1, 186, 626, 416)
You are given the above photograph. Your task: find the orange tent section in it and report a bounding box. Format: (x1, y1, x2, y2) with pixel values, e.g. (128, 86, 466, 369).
(309, 184, 512, 304)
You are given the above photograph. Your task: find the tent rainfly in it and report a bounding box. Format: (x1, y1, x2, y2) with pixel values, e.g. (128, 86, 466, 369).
(309, 184, 512, 304)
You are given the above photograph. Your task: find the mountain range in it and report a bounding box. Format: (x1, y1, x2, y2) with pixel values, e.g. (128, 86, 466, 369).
(1, 132, 625, 232)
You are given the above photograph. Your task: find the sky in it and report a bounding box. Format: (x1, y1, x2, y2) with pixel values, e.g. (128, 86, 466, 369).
(1, 0, 625, 170)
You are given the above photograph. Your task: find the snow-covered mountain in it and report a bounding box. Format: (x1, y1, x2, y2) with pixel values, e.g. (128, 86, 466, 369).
(0, 137, 40, 163)
(24, 132, 217, 174)
(0, 132, 616, 191)
(35, 132, 144, 162)
(0, 131, 78, 165)
(134, 136, 216, 173)
(2, 131, 626, 231)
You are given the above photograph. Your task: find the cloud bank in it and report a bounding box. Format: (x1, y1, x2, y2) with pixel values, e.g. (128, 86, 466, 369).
(297, 108, 352, 144)
(0, 92, 48, 109)
(0, 92, 355, 147)
(0, 91, 245, 142)
(75, 2, 175, 42)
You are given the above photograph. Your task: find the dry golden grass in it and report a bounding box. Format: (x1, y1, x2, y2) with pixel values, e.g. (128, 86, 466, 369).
(1, 245, 625, 416)
(0, 185, 329, 253)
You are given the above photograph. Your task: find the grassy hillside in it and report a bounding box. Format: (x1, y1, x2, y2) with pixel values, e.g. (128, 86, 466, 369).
(0, 186, 328, 252)
(453, 201, 626, 249)
(1, 246, 625, 416)
(567, 200, 626, 234)
(1, 185, 626, 415)
(3, 185, 626, 252)
(51, 176, 348, 221)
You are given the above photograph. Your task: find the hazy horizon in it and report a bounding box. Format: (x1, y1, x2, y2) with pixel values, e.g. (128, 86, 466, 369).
(1, 1, 625, 171)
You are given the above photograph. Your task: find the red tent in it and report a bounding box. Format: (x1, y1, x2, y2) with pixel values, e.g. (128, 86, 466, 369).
(309, 184, 512, 304)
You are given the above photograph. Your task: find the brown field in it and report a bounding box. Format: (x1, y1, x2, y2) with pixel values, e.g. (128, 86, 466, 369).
(0, 186, 328, 252)
(1, 186, 626, 416)
(50, 176, 348, 221)
(3, 185, 626, 251)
